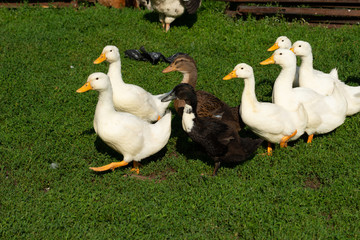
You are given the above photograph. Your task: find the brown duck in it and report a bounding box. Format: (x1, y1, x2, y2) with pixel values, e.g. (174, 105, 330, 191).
(162, 54, 243, 131)
(161, 84, 263, 175)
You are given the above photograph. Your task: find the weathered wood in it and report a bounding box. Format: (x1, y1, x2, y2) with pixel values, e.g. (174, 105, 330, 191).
(223, 0, 360, 27)
(236, 5, 360, 17)
(219, 0, 360, 3)
(0, 0, 137, 9)
(0, 1, 79, 8)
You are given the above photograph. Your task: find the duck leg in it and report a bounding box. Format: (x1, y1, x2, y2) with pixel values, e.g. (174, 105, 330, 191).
(307, 134, 314, 144)
(267, 142, 273, 156)
(89, 161, 129, 172)
(280, 130, 297, 148)
(165, 23, 170, 32)
(164, 16, 175, 32)
(159, 13, 166, 30)
(212, 161, 221, 176)
(131, 161, 140, 174)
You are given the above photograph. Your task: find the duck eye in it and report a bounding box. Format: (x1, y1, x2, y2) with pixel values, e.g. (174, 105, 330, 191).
(281, 40, 284, 42)
(241, 67, 244, 70)
(280, 53, 282, 55)
(299, 45, 301, 48)
(96, 77, 99, 80)
(110, 50, 113, 52)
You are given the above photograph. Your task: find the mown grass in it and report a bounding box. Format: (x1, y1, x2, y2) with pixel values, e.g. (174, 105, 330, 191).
(1, 1, 359, 239)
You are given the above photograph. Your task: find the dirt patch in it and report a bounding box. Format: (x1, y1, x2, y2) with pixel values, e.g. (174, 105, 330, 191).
(168, 151, 179, 158)
(4, 169, 18, 186)
(321, 212, 333, 221)
(125, 168, 177, 182)
(304, 175, 323, 189)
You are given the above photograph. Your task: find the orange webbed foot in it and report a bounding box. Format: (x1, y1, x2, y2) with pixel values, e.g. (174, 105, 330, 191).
(89, 161, 129, 172)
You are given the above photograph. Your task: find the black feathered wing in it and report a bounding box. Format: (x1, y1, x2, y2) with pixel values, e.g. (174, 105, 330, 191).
(183, 0, 201, 14)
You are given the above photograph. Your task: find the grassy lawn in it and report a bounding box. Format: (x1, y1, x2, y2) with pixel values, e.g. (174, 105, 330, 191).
(1, 1, 360, 238)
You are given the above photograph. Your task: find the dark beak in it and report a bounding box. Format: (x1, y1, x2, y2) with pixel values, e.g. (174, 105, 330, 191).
(161, 89, 177, 102)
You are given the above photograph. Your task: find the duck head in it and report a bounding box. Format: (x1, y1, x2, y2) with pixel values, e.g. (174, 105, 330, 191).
(76, 72, 110, 93)
(290, 40, 312, 57)
(267, 36, 292, 51)
(161, 83, 197, 108)
(260, 49, 296, 68)
(162, 54, 197, 74)
(223, 63, 254, 80)
(94, 45, 120, 64)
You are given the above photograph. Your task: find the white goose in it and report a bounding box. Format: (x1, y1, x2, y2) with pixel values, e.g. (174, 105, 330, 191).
(223, 63, 298, 155)
(261, 49, 347, 143)
(76, 72, 172, 173)
(291, 40, 360, 116)
(94, 45, 171, 122)
(267, 36, 338, 87)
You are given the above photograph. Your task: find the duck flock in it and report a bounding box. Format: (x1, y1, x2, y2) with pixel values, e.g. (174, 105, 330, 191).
(76, 36, 360, 176)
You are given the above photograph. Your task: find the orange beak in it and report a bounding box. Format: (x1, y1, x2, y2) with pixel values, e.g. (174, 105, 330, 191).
(290, 47, 295, 53)
(76, 82, 93, 93)
(267, 43, 279, 52)
(260, 55, 275, 65)
(162, 64, 176, 73)
(93, 53, 106, 64)
(223, 70, 237, 80)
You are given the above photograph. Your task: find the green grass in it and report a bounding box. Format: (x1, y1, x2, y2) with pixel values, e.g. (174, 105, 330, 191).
(1, 1, 360, 239)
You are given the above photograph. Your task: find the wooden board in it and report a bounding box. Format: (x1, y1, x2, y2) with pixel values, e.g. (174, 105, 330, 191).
(220, 0, 360, 27)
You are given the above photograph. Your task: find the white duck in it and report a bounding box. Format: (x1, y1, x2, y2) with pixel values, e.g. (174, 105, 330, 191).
(94, 45, 171, 122)
(76, 72, 172, 173)
(267, 36, 293, 52)
(291, 40, 339, 96)
(291, 40, 360, 116)
(267, 36, 338, 87)
(261, 49, 347, 143)
(150, 0, 201, 32)
(223, 63, 298, 155)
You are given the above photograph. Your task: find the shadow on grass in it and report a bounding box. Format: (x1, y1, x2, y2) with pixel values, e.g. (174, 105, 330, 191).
(170, 113, 261, 174)
(345, 75, 360, 86)
(170, 113, 214, 167)
(143, 11, 198, 31)
(88, 134, 168, 175)
(81, 128, 96, 135)
(81, 111, 264, 176)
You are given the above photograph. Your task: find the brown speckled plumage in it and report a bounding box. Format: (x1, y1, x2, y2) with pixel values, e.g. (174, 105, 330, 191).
(162, 54, 244, 131)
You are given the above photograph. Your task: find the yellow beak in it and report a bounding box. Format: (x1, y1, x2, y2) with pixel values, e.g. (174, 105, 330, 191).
(289, 47, 295, 53)
(267, 43, 279, 52)
(93, 53, 107, 64)
(223, 70, 237, 80)
(260, 55, 275, 65)
(76, 82, 93, 93)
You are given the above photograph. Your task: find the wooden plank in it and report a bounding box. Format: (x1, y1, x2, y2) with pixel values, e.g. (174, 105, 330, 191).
(222, 0, 360, 27)
(225, 8, 360, 26)
(309, 19, 360, 24)
(236, 5, 360, 17)
(219, 0, 360, 4)
(0, 2, 78, 8)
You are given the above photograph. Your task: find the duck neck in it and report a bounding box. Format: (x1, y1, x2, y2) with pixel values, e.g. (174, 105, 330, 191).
(107, 59, 125, 90)
(242, 75, 259, 106)
(95, 87, 116, 115)
(299, 53, 314, 72)
(182, 103, 197, 133)
(181, 67, 197, 88)
(273, 64, 296, 104)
